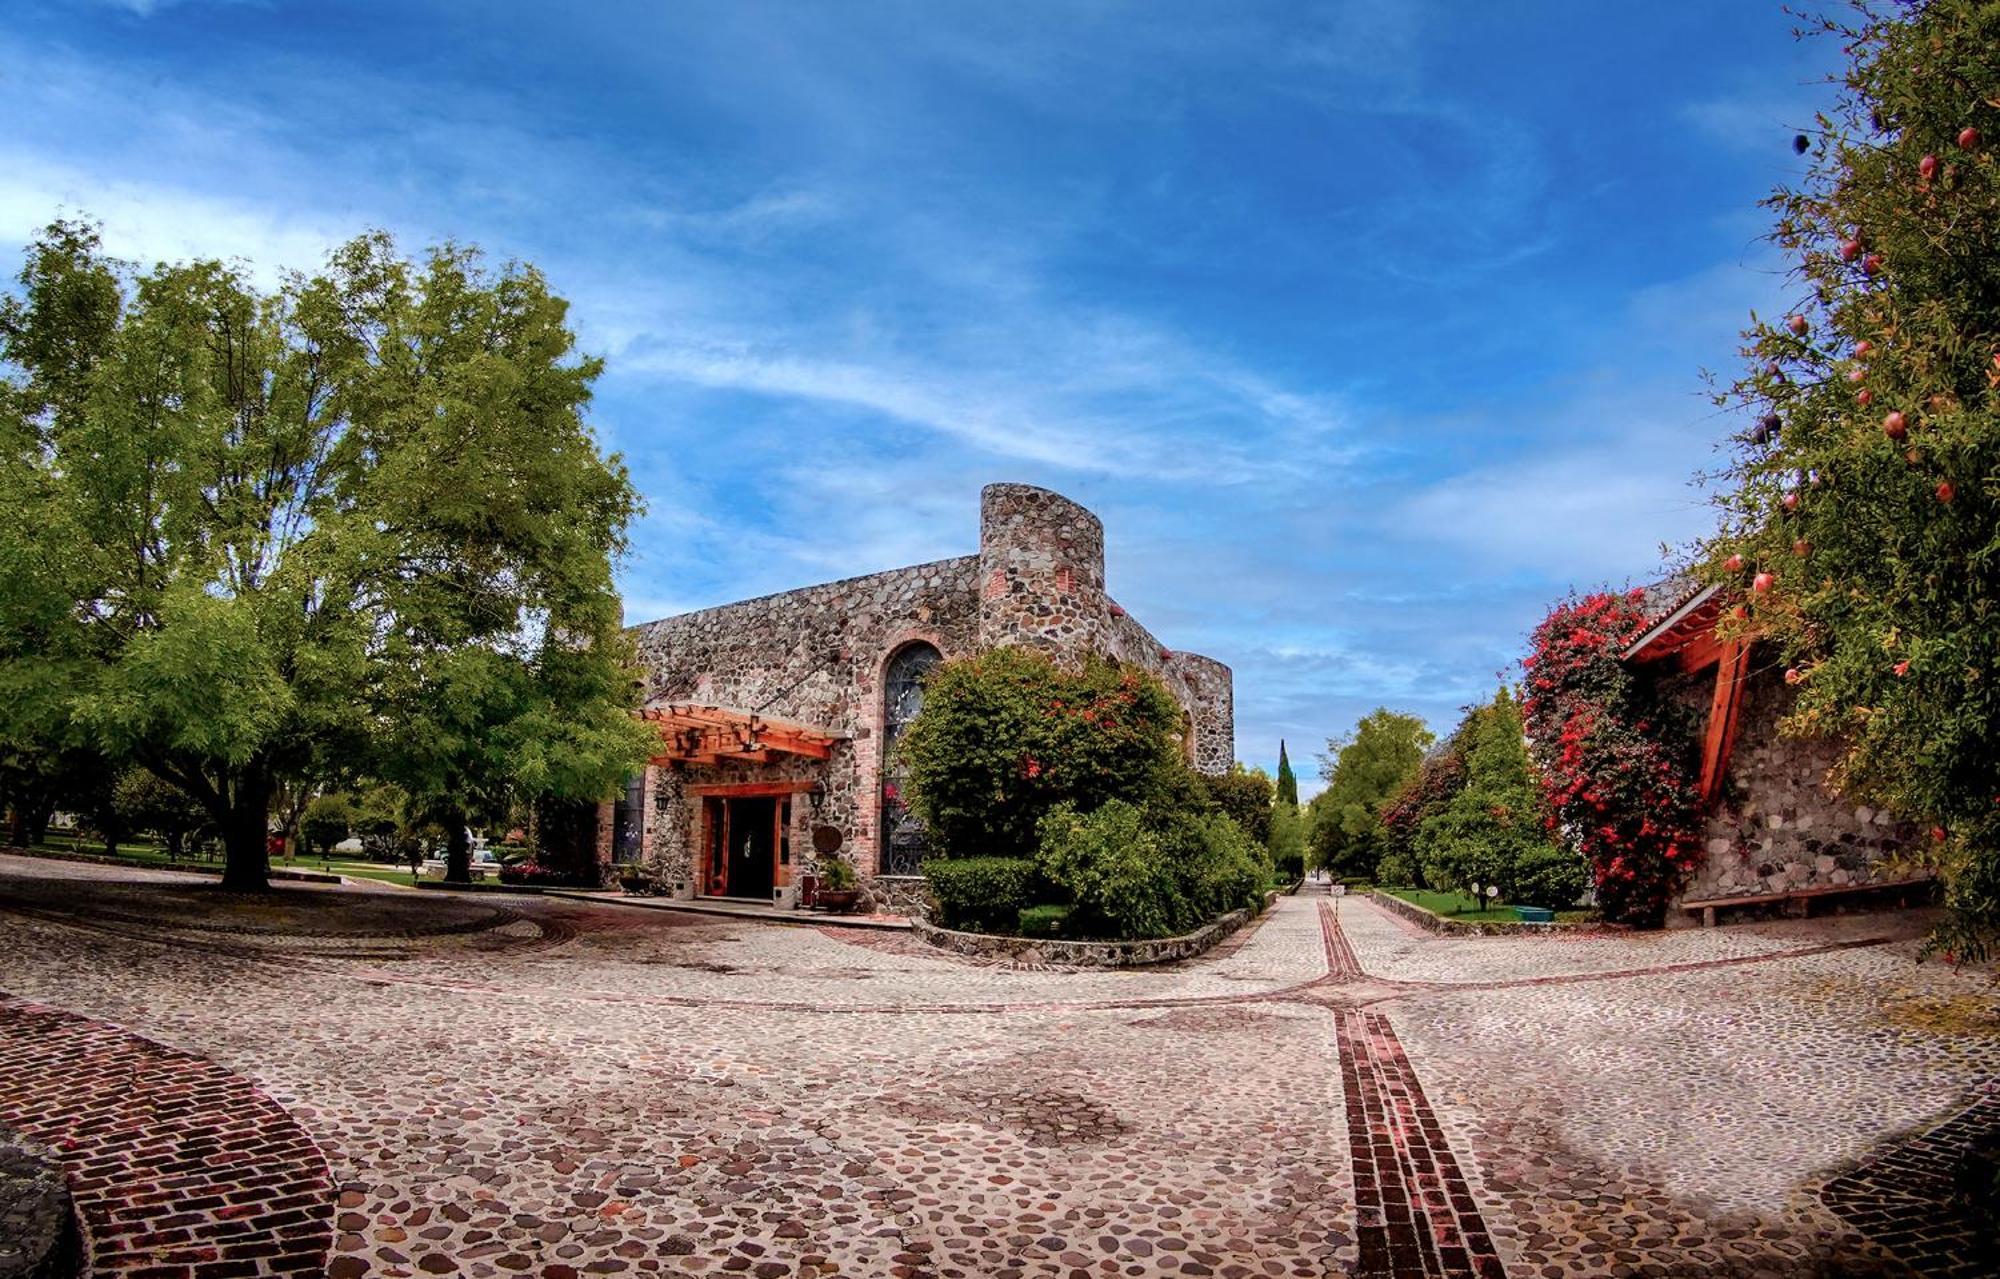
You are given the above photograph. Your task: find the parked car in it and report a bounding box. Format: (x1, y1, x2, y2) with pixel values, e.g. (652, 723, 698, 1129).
(420, 847, 503, 880)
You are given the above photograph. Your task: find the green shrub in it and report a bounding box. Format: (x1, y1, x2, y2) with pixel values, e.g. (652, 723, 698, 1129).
(1037, 801, 1179, 939)
(1036, 800, 1272, 941)
(899, 647, 1186, 859)
(1200, 766, 1274, 845)
(1416, 688, 1566, 904)
(1511, 844, 1589, 908)
(922, 856, 1038, 932)
(1267, 799, 1306, 878)
(1374, 850, 1419, 887)
(302, 793, 354, 858)
(1016, 904, 1071, 939)
(1164, 806, 1271, 922)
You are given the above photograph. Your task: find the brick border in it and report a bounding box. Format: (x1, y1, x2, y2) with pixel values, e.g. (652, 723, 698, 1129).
(0, 996, 333, 1277)
(1318, 902, 1507, 1277)
(1336, 1008, 1506, 1278)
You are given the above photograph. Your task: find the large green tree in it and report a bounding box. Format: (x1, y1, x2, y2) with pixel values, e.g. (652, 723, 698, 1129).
(1308, 708, 1433, 880)
(0, 220, 653, 889)
(1699, 1, 2000, 958)
(1203, 763, 1275, 845)
(1415, 688, 1580, 906)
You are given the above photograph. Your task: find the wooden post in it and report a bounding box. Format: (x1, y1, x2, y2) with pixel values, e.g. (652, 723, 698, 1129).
(1699, 638, 1753, 807)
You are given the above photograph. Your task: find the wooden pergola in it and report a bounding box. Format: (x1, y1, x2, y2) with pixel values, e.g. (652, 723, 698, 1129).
(1623, 584, 1750, 807)
(637, 704, 844, 768)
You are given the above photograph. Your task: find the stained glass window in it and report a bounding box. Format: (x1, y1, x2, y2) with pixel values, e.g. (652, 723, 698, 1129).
(880, 642, 941, 875)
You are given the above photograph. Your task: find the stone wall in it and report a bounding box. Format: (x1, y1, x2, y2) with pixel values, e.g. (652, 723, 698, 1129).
(910, 903, 1261, 968)
(1669, 663, 1923, 911)
(629, 556, 981, 894)
(622, 482, 1235, 898)
(976, 483, 1234, 772)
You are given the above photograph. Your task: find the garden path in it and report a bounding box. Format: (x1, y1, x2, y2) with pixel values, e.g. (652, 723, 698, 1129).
(0, 852, 1994, 1278)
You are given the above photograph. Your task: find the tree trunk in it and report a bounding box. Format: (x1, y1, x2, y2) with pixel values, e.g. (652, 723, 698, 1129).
(444, 813, 472, 884)
(7, 806, 23, 849)
(220, 770, 273, 891)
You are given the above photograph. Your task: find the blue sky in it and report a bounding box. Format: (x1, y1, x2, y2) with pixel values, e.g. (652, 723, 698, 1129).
(3, 0, 1841, 793)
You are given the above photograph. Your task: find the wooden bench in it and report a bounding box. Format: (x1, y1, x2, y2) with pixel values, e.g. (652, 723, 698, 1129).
(1681, 876, 1934, 927)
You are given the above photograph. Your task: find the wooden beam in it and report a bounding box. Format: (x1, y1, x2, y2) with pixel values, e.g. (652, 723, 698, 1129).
(751, 730, 833, 761)
(688, 780, 820, 798)
(1681, 875, 1933, 911)
(1673, 630, 1727, 674)
(678, 751, 777, 767)
(1699, 637, 1753, 807)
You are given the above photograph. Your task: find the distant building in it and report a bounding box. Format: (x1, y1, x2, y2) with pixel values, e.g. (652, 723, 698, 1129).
(1623, 581, 1927, 925)
(556, 483, 1233, 909)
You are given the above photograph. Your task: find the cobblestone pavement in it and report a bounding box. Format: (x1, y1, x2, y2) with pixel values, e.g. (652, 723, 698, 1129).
(1, 852, 1996, 1278)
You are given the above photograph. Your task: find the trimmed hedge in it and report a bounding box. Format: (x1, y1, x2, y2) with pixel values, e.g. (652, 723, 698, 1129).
(923, 857, 1038, 933)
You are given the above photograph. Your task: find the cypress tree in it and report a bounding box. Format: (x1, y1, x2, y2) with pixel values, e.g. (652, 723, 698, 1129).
(1274, 739, 1299, 808)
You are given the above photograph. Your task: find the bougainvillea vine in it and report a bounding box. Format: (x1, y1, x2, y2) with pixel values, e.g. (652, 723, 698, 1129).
(1522, 591, 1704, 927)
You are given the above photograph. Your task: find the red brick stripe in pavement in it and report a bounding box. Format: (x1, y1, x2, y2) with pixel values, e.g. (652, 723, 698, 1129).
(0, 996, 333, 1278)
(1319, 901, 1507, 1278)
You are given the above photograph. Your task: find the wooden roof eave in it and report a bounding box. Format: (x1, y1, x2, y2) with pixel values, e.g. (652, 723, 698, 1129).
(1623, 584, 1722, 662)
(635, 702, 846, 766)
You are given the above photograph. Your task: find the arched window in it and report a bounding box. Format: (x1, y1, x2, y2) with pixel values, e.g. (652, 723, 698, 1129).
(880, 642, 942, 875)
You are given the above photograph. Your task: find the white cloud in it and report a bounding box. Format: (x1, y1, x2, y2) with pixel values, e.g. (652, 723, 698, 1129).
(0, 151, 361, 283)
(1397, 418, 1716, 585)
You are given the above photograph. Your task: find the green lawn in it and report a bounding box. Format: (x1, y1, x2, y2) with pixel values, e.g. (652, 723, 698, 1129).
(1378, 886, 1523, 922)
(18, 834, 420, 887)
(322, 861, 423, 887)
(31, 832, 209, 868)
(1379, 886, 1597, 925)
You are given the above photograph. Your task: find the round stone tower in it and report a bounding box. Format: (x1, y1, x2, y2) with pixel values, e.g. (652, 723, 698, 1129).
(976, 483, 1107, 656)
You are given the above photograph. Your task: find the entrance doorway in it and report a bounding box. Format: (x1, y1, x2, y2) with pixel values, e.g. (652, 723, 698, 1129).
(699, 792, 795, 901)
(725, 796, 774, 900)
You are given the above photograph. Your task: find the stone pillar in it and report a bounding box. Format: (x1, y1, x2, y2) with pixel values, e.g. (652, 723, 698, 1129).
(594, 800, 616, 886)
(1166, 652, 1235, 777)
(976, 483, 1107, 659)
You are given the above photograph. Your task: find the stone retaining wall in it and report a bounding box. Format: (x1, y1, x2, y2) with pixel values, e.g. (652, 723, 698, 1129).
(0, 1133, 78, 1279)
(1369, 890, 1589, 937)
(911, 902, 1261, 968)
(1674, 665, 1923, 910)
(865, 874, 931, 919)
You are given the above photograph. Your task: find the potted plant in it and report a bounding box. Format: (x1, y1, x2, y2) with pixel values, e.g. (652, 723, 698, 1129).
(814, 855, 862, 913)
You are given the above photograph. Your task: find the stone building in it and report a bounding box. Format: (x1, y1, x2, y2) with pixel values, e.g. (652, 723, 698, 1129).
(590, 483, 1233, 911)
(1624, 582, 1927, 925)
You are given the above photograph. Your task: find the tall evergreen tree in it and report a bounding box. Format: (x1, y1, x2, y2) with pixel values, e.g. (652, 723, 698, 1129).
(1415, 688, 1580, 906)
(1699, 0, 2000, 958)
(1274, 739, 1299, 808)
